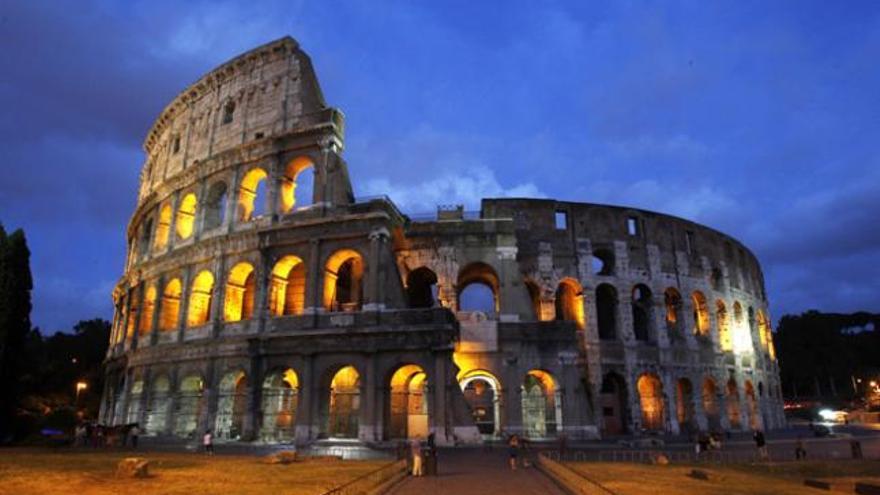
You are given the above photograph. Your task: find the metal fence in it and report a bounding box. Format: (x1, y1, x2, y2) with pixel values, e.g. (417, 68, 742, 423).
(319, 459, 407, 495)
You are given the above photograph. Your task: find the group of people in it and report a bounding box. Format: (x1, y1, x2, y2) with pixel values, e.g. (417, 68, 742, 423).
(74, 422, 140, 449)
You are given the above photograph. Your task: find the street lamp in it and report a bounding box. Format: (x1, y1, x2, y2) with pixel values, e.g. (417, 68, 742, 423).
(75, 381, 88, 401)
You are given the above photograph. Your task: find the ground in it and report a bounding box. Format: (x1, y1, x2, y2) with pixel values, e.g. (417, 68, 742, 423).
(0, 448, 386, 495)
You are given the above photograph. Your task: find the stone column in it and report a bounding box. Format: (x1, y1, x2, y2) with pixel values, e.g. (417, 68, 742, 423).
(662, 371, 680, 435)
(149, 275, 164, 347)
(210, 255, 227, 337)
(165, 367, 180, 436)
(296, 355, 315, 443)
(193, 178, 209, 241)
(166, 190, 181, 252)
(225, 166, 242, 232)
(176, 266, 193, 341)
(254, 248, 271, 333)
(199, 358, 218, 442)
(360, 354, 378, 441)
(364, 228, 389, 311)
(304, 239, 321, 313)
(266, 156, 281, 220)
(243, 350, 263, 441)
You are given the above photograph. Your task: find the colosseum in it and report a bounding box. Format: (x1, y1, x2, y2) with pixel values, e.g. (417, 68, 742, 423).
(100, 36, 784, 448)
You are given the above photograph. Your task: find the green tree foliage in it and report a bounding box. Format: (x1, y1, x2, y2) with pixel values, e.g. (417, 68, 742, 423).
(776, 310, 880, 401)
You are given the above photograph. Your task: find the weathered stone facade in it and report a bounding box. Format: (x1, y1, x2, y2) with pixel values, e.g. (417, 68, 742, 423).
(101, 37, 784, 446)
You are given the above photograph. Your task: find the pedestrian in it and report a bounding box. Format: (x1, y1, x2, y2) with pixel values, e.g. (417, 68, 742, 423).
(74, 424, 86, 447)
(410, 437, 424, 477)
(794, 436, 806, 460)
(130, 424, 140, 450)
(203, 429, 214, 455)
(753, 430, 768, 462)
(95, 424, 105, 448)
(508, 434, 520, 470)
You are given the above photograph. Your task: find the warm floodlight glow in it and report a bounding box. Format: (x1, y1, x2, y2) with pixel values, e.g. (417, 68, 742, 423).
(269, 256, 306, 316)
(280, 156, 315, 213)
(224, 262, 255, 322)
(237, 167, 268, 221)
(176, 193, 198, 239)
(186, 270, 215, 327)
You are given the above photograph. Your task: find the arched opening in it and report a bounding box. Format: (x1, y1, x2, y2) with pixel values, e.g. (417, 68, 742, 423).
(457, 262, 499, 314)
(159, 278, 182, 332)
(215, 371, 248, 440)
(327, 366, 360, 439)
(174, 375, 204, 438)
(716, 300, 731, 351)
(525, 279, 543, 320)
(596, 284, 618, 340)
(726, 379, 742, 430)
(664, 288, 683, 340)
(631, 284, 653, 342)
(387, 364, 429, 440)
(127, 380, 144, 424)
(522, 370, 561, 439)
(637, 373, 665, 432)
(125, 288, 140, 342)
(280, 156, 315, 213)
(406, 267, 438, 308)
(186, 270, 214, 327)
(203, 181, 228, 230)
(324, 250, 364, 312)
(592, 249, 614, 275)
(555, 279, 585, 329)
(176, 193, 198, 240)
(269, 255, 306, 316)
(676, 378, 695, 434)
(757, 310, 775, 360)
(138, 218, 153, 258)
(224, 262, 256, 322)
(710, 267, 723, 291)
(261, 369, 299, 442)
(460, 370, 501, 438)
(138, 286, 157, 337)
(702, 378, 721, 430)
(237, 167, 269, 221)
(691, 291, 710, 337)
(600, 373, 628, 435)
(744, 381, 759, 430)
(154, 204, 172, 250)
(146, 375, 170, 435)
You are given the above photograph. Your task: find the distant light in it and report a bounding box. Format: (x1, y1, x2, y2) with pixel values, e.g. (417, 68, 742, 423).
(818, 409, 835, 421)
(76, 381, 88, 394)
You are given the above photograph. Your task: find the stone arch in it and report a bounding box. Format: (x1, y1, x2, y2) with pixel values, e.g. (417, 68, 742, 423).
(757, 310, 775, 359)
(664, 288, 683, 340)
(203, 181, 228, 230)
(710, 266, 724, 291)
(522, 370, 562, 439)
(186, 270, 214, 327)
(224, 262, 256, 322)
(631, 284, 653, 342)
(173, 374, 205, 438)
(592, 248, 615, 275)
(676, 378, 696, 434)
(406, 267, 438, 309)
(600, 372, 628, 435)
(269, 255, 306, 316)
(261, 368, 299, 442)
(127, 378, 144, 424)
(459, 369, 502, 437)
(237, 167, 269, 221)
(691, 291, 710, 337)
(524, 278, 543, 321)
(159, 278, 182, 331)
(215, 370, 248, 440)
(146, 374, 171, 435)
(702, 378, 721, 430)
(176, 192, 198, 240)
(716, 300, 731, 351)
(457, 262, 500, 313)
(324, 249, 364, 312)
(744, 380, 759, 430)
(138, 217, 153, 258)
(139, 285, 157, 336)
(325, 365, 361, 439)
(555, 278, 585, 330)
(154, 203, 172, 249)
(726, 379, 742, 430)
(280, 156, 316, 213)
(637, 373, 665, 432)
(596, 283, 618, 340)
(386, 364, 429, 440)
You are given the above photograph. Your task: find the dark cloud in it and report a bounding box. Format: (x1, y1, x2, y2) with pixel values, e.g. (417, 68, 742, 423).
(1, 1, 878, 331)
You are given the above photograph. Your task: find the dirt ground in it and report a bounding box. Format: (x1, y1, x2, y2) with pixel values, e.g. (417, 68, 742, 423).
(0, 448, 387, 495)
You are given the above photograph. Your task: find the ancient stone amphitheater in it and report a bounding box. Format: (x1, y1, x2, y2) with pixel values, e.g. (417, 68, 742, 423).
(101, 37, 784, 446)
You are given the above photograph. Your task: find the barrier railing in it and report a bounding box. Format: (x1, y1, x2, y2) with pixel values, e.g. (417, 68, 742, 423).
(537, 452, 617, 495)
(320, 459, 407, 495)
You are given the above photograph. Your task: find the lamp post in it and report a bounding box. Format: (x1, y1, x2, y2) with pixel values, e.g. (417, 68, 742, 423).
(75, 381, 88, 406)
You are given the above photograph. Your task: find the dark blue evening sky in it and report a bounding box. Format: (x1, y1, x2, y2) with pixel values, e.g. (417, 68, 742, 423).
(1, 1, 878, 332)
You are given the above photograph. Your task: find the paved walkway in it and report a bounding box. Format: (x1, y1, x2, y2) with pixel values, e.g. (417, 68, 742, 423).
(387, 448, 566, 495)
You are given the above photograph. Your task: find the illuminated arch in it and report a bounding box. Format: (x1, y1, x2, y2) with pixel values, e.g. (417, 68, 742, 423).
(154, 203, 172, 249)
(675, 378, 695, 432)
(691, 291, 710, 337)
(702, 378, 721, 430)
(324, 249, 364, 311)
(146, 375, 171, 434)
(744, 380, 759, 429)
(726, 379, 742, 429)
(237, 167, 269, 221)
(457, 262, 500, 313)
(757, 310, 775, 360)
(159, 278, 182, 331)
(176, 193, 198, 240)
(261, 368, 299, 442)
(637, 373, 665, 432)
(126, 379, 144, 424)
(555, 278, 585, 330)
(269, 255, 306, 316)
(215, 370, 248, 440)
(522, 370, 561, 439)
(174, 375, 204, 438)
(139, 285, 157, 336)
(203, 181, 228, 230)
(458, 369, 502, 437)
(387, 364, 429, 439)
(716, 300, 731, 351)
(525, 279, 544, 320)
(280, 156, 316, 213)
(327, 365, 361, 438)
(224, 262, 256, 322)
(125, 288, 140, 341)
(664, 288, 683, 337)
(186, 270, 214, 327)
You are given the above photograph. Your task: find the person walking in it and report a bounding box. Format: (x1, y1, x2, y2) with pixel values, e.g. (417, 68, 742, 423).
(508, 434, 520, 470)
(203, 429, 214, 455)
(130, 424, 140, 450)
(753, 430, 769, 462)
(410, 437, 424, 477)
(794, 436, 806, 460)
